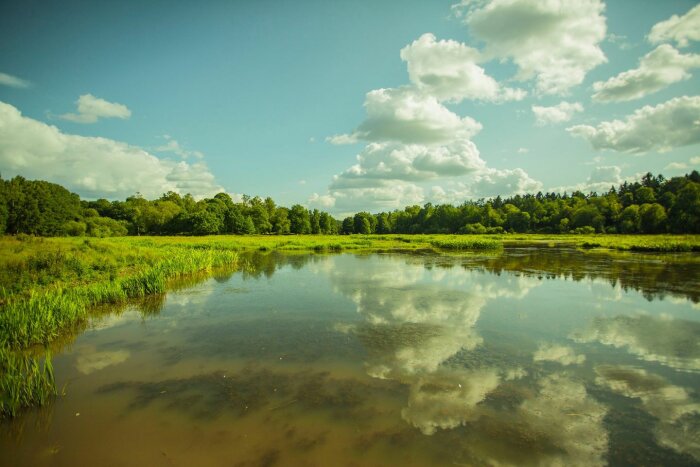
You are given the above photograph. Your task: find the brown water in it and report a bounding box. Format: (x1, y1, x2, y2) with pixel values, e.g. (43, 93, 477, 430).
(2, 248, 700, 466)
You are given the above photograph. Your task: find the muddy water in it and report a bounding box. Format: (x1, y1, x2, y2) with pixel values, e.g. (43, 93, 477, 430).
(2, 248, 700, 466)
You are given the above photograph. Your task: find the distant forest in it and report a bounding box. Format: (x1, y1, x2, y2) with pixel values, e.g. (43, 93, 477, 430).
(1, 171, 699, 236)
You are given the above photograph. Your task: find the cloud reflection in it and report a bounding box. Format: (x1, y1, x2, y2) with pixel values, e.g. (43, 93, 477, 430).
(573, 314, 700, 372)
(596, 365, 700, 460)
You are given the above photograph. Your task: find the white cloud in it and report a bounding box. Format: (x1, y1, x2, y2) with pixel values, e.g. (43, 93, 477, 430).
(0, 71, 31, 89)
(607, 33, 633, 50)
(532, 101, 583, 125)
(332, 140, 485, 186)
(400, 33, 526, 103)
(308, 192, 335, 208)
(60, 94, 131, 124)
(533, 343, 586, 366)
(467, 167, 543, 198)
(550, 165, 631, 194)
(316, 181, 425, 215)
(665, 161, 688, 171)
(356, 87, 482, 144)
(648, 4, 700, 48)
(0, 101, 224, 199)
(517, 147, 529, 154)
(593, 44, 700, 102)
(326, 133, 360, 145)
(456, 0, 607, 95)
(320, 140, 540, 213)
(568, 95, 700, 154)
(155, 135, 204, 159)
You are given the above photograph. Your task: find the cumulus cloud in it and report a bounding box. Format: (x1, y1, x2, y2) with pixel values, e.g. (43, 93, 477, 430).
(549, 165, 640, 194)
(155, 135, 205, 159)
(314, 181, 425, 214)
(332, 141, 485, 186)
(354, 87, 482, 144)
(455, 0, 607, 95)
(0, 101, 224, 199)
(648, 4, 700, 48)
(60, 94, 131, 124)
(0, 71, 31, 89)
(596, 365, 700, 460)
(533, 343, 586, 366)
(316, 160, 541, 214)
(400, 33, 526, 103)
(532, 101, 583, 125)
(568, 95, 700, 154)
(665, 156, 700, 172)
(458, 167, 542, 199)
(573, 314, 700, 372)
(593, 45, 700, 102)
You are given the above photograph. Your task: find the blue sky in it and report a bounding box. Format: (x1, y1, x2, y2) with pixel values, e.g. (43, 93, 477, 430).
(1, 0, 699, 215)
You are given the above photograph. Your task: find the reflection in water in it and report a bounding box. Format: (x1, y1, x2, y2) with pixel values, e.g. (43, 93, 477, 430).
(414, 247, 700, 303)
(573, 314, 700, 372)
(533, 343, 586, 366)
(74, 346, 130, 375)
(596, 365, 700, 460)
(401, 368, 500, 435)
(2, 249, 699, 466)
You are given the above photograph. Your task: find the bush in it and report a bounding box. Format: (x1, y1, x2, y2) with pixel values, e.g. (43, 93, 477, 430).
(460, 223, 487, 234)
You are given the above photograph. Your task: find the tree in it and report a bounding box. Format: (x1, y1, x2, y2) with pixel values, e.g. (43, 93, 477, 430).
(271, 207, 291, 234)
(639, 203, 667, 233)
(353, 212, 373, 234)
(190, 210, 223, 235)
(289, 204, 311, 234)
(618, 205, 640, 233)
(341, 217, 354, 234)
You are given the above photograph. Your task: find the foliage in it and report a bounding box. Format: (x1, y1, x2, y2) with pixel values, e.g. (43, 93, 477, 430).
(2, 171, 699, 238)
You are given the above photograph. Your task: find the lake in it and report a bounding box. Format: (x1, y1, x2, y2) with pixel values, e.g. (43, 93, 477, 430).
(2, 247, 699, 466)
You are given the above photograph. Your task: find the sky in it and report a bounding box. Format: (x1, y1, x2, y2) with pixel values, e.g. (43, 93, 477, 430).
(1, 0, 699, 216)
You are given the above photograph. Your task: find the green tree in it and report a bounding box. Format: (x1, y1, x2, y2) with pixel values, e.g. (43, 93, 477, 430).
(289, 204, 311, 234)
(639, 203, 667, 233)
(341, 217, 354, 234)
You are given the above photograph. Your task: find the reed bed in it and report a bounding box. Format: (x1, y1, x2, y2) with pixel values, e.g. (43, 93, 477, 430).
(0, 349, 56, 418)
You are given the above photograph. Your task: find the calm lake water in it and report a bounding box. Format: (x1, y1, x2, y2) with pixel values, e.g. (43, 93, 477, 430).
(2, 247, 700, 466)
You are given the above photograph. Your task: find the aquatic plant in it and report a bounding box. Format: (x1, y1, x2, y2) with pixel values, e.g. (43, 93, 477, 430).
(0, 349, 56, 418)
(430, 238, 502, 251)
(0, 247, 238, 350)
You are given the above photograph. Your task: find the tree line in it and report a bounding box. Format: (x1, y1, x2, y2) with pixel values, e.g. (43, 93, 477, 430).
(0, 171, 698, 236)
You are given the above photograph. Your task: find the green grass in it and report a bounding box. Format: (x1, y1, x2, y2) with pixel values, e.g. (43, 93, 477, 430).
(0, 348, 56, 418)
(429, 238, 502, 250)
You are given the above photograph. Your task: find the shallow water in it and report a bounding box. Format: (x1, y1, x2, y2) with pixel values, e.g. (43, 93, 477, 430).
(2, 247, 700, 466)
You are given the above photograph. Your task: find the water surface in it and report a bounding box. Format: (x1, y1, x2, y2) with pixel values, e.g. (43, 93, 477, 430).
(2, 248, 700, 466)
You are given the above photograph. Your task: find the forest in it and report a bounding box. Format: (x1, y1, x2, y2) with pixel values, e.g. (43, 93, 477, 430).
(0, 171, 699, 237)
